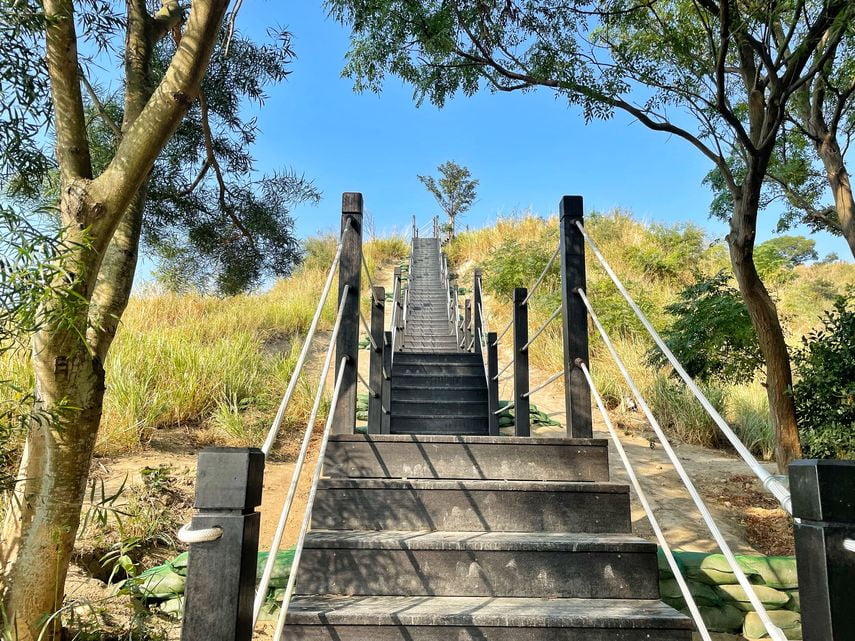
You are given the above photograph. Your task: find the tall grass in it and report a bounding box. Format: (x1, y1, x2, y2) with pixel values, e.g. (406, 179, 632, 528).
(0, 236, 408, 458)
(448, 210, 851, 460)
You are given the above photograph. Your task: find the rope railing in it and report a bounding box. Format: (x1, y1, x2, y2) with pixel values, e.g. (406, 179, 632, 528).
(493, 359, 512, 381)
(578, 361, 713, 641)
(260, 231, 346, 456)
(522, 243, 560, 306)
(252, 284, 351, 624)
(521, 304, 561, 352)
(271, 356, 349, 641)
(360, 247, 376, 292)
(493, 319, 513, 346)
(521, 369, 564, 398)
(575, 220, 792, 514)
(359, 310, 378, 352)
(577, 288, 788, 641)
(494, 400, 514, 415)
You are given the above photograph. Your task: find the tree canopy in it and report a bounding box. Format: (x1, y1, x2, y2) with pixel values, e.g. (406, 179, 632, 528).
(418, 160, 478, 238)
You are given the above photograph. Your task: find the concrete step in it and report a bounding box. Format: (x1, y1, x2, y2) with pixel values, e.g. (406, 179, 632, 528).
(392, 399, 487, 418)
(297, 530, 659, 599)
(283, 596, 693, 640)
(312, 478, 632, 533)
(390, 386, 484, 401)
(323, 434, 610, 482)
(393, 363, 482, 376)
(393, 352, 483, 365)
(389, 415, 489, 435)
(392, 373, 485, 387)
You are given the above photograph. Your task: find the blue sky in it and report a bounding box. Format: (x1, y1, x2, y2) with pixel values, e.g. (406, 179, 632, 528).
(142, 2, 850, 282)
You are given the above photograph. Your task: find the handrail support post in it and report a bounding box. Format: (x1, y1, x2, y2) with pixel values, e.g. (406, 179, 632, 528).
(367, 286, 385, 432)
(559, 195, 592, 438)
(513, 287, 531, 437)
(486, 331, 499, 435)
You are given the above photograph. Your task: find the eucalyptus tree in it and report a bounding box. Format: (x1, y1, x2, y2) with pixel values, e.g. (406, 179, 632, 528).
(0, 1, 310, 638)
(329, 0, 854, 470)
(418, 160, 478, 239)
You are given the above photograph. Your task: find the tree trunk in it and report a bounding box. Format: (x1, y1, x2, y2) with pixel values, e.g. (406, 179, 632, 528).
(728, 184, 803, 472)
(816, 133, 855, 258)
(1, 207, 107, 640)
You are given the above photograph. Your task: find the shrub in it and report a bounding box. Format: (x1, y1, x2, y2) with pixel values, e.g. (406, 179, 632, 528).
(656, 272, 763, 384)
(793, 294, 855, 459)
(646, 375, 726, 447)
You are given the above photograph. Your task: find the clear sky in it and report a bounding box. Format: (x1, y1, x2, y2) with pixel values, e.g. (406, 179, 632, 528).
(139, 2, 850, 282)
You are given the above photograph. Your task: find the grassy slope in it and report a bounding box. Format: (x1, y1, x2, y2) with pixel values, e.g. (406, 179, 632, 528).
(0, 236, 408, 460)
(448, 211, 855, 459)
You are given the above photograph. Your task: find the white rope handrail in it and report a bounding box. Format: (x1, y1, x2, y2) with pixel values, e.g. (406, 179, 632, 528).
(522, 243, 561, 305)
(522, 369, 564, 398)
(261, 238, 344, 455)
(360, 247, 376, 292)
(494, 401, 514, 415)
(493, 359, 512, 381)
(252, 286, 350, 624)
(359, 310, 378, 352)
(578, 289, 787, 641)
(176, 523, 222, 544)
(477, 328, 490, 387)
(357, 370, 377, 398)
(272, 356, 349, 641)
(522, 304, 561, 352)
(494, 319, 513, 346)
(578, 362, 712, 641)
(576, 220, 792, 514)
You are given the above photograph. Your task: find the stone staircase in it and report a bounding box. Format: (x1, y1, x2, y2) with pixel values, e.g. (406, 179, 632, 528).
(281, 237, 693, 640)
(392, 237, 489, 435)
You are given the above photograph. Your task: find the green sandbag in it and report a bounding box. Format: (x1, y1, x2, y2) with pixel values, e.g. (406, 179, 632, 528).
(657, 547, 684, 579)
(135, 569, 185, 600)
(660, 578, 720, 606)
(675, 551, 742, 585)
(170, 551, 189, 576)
(714, 583, 790, 611)
(256, 549, 295, 588)
(159, 596, 184, 617)
(498, 416, 514, 427)
(678, 604, 744, 633)
(738, 556, 799, 590)
(743, 610, 801, 639)
(785, 591, 800, 612)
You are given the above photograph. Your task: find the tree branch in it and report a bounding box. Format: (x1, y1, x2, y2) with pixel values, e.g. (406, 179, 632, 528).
(42, 0, 92, 185)
(79, 66, 122, 139)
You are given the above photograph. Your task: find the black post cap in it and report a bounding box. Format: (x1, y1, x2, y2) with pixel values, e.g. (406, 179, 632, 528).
(790, 459, 855, 523)
(194, 447, 265, 511)
(559, 195, 583, 219)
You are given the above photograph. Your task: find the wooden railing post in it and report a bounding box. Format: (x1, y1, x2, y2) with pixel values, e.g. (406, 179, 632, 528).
(789, 460, 855, 641)
(367, 286, 385, 433)
(334, 192, 362, 434)
(393, 267, 404, 349)
(473, 269, 483, 357)
(559, 195, 592, 439)
(181, 448, 263, 641)
(381, 331, 392, 433)
(486, 331, 499, 435)
(513, 287, 531, 437)
(464, 299, 472, 351)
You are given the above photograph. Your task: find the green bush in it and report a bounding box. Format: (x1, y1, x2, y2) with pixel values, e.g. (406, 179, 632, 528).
(646, 375, 726, 447)
(793, 294, 855, 458)
(656, 272, 763, 384)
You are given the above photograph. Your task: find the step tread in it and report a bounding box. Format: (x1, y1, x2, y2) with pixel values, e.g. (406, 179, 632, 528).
(304, 529, 654, 552)
(318, 478, 628, 493)
(328, 434, 606, 446)
(285, 595, 693, 629)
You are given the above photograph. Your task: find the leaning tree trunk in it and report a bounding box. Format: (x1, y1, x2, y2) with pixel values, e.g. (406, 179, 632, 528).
(816, 133, 855, 259)
(728, 189, 803, 472)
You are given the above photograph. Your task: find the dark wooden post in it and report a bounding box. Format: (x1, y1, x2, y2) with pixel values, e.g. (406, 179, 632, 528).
(381, 331, 392, 433)
(182, 448, 264, 641)
(558, 195, 592, 438)
(513, 287, 531, 437)
(473, 269, 483, 357)
(486, 331, 499, 435)
(394, 268, 404, 349)
(790, 460, 855, 641)
(367, 286, 385, 433)
(464, 299, 472, 351)
(334, 193, 362, 434)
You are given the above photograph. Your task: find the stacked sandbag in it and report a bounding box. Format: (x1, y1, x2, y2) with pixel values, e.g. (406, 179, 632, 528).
(496, 401, 560, 428)
(657, 548, 801, 639)
(130, 548, 296, 620)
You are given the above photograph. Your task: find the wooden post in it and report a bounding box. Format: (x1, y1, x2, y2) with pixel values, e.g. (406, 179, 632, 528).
(790, 460, 855, 641)
(486, 331, 499, 435)
(367, 286, 385, 433)
(558, 195, 592, 438)
(473, 269, 483, 357)
(381, 331, 392, 433)
(182, 448, 264, 641)
(464, 299, 472, 351)
(334, 192, 362, 434)
(394, 268, 404, 349)
(513, 287, 531, 437)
